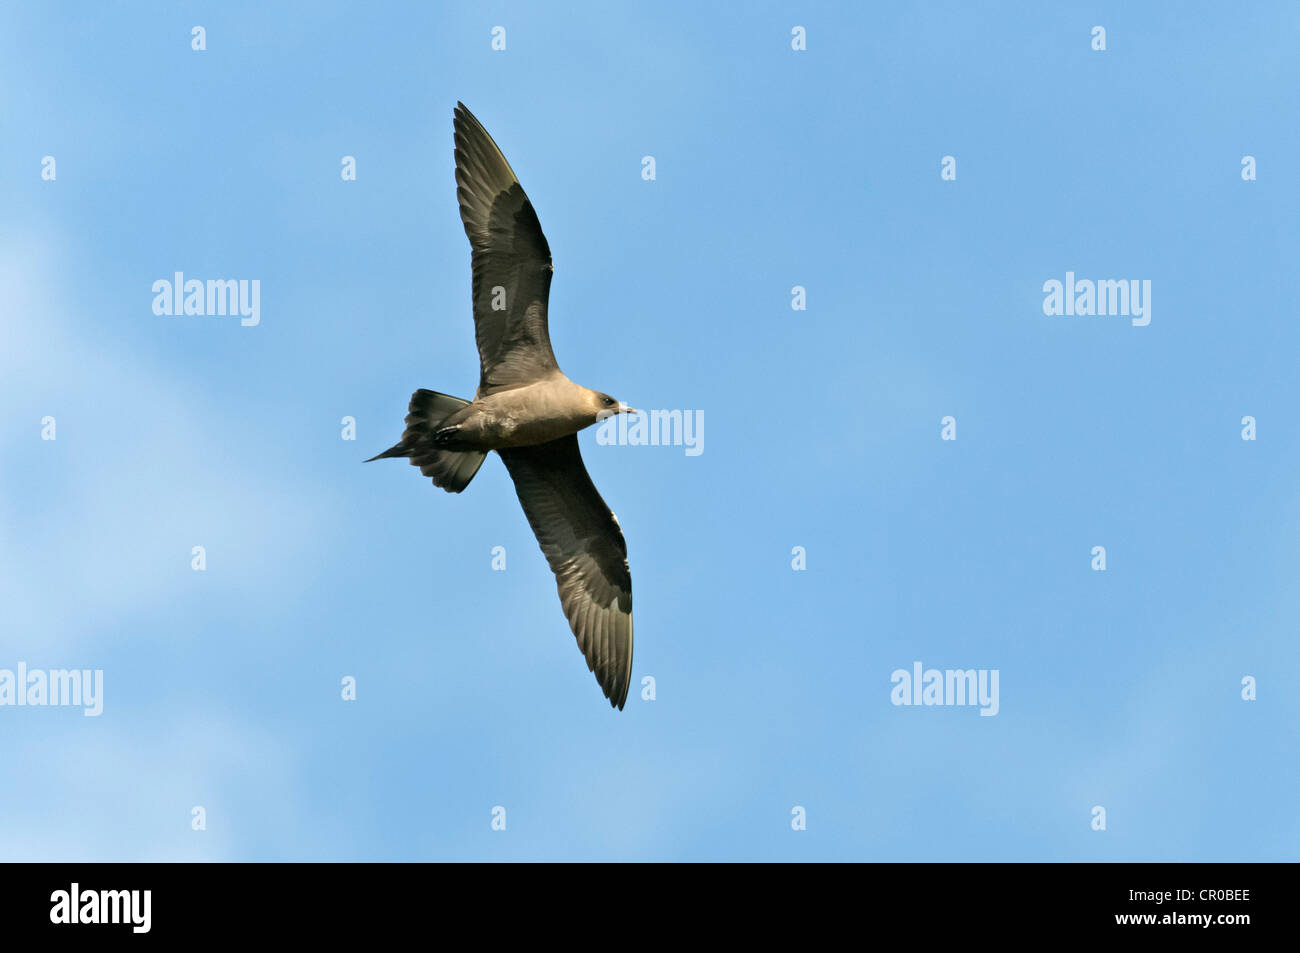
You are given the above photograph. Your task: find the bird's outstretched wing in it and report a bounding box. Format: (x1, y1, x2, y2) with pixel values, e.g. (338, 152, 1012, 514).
(498, 435, 633, 709)
(453, 102, 559, 391)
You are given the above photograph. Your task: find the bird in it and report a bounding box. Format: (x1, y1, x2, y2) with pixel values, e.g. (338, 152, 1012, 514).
(367, 103, 636, 710)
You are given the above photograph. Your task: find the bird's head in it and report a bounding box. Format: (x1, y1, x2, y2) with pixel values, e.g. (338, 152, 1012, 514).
(590, 390, 638, 423)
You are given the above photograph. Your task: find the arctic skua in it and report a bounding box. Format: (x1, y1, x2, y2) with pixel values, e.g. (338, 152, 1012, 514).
(368, 103, 636, 710)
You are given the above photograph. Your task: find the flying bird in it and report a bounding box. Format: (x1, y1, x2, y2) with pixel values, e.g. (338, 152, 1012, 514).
(368, 103, 636, 709)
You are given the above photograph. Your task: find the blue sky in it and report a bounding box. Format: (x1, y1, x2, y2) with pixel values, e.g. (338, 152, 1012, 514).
(2, 1, 1297, 860)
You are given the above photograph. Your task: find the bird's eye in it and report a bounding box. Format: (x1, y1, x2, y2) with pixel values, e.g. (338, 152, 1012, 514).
(603, 396, 616, 406)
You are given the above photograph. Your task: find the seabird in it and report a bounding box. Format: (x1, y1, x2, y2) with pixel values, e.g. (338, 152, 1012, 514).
(367, 103, 636, 710)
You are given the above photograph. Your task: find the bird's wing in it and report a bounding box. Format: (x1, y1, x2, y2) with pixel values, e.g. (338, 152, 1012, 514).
(453, 102, 559, 391)
(498, 434, 633, 709)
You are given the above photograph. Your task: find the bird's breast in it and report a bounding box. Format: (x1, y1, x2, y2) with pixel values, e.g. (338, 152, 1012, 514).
(461, 390, 588, 449)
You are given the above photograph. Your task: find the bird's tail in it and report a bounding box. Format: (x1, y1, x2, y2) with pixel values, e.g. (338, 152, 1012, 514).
(365, 389, 487, 493)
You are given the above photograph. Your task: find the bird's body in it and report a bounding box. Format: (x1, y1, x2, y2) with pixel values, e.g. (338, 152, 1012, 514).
(368, 103, 636, 710)
(439, 373, 614, 451)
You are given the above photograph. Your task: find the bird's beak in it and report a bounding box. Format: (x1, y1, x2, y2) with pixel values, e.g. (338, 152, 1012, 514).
(620, 404, 639, 415)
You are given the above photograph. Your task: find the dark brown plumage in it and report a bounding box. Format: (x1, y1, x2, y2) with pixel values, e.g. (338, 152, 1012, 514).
(367, 103, 635, 709)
